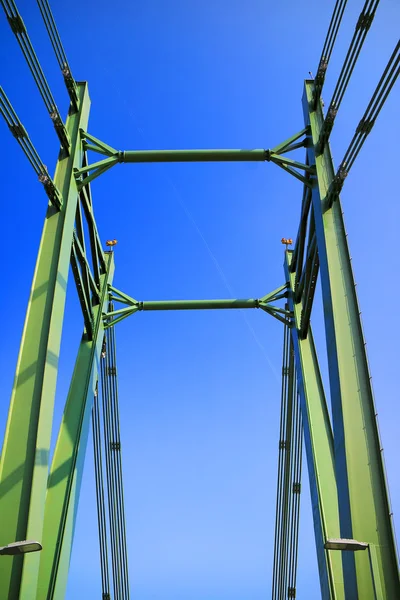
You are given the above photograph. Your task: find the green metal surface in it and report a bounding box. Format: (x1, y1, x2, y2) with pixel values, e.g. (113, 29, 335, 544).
(36, 254, 114, 600)
(0, 83, 90, 600)
(285, 251, 344, 599)
(136, 298, 261, 310)
(269, 127, 309, 155)
(102, 294, 292, 330)
(303, 80, 400, 598)
(74, 148, 268, 187)
(369, 544, 384, 600)
(121, 148, 267, 162)
(1, 4, 398, 595)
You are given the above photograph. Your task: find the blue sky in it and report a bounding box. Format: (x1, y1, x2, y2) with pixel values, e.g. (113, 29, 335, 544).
(0, 1, 399, 598)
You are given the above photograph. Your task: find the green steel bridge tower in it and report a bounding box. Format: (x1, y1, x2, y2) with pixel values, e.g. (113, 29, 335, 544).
(0, 0, 399, 598)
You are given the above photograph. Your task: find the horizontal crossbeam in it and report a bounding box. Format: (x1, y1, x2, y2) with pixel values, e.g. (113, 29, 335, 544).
(104, 290, 291, 328)
(74, 148, 269, 187)
(76, 130, 315, 188)
(131, 298, 261, 310)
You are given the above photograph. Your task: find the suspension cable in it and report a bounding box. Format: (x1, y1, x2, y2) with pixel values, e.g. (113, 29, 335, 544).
(272, 319, 302, 600)
(0, 85, 62, 209)
(93, 382, 112, 599)
(329, 39, 400, 203)
(99, 318, 130, 599)
(314, 0, 348, 104)
(36, 0, 78, 109)
(319, 0, 381, 149)
(109, 322, 130, 599)
(0, 0, 71, 151)
(272, 320, 290, 599)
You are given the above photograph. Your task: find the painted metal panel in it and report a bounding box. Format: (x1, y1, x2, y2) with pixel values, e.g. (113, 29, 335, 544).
(0, 83, 90, 599)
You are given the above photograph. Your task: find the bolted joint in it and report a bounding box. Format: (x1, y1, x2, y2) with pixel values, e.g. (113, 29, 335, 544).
(7, 14, 26, 35)
(73, 167, 83, 181)
(39, 172, 62, 210)
(317, 104, 338, 152)
(61, 63, 79, 108)
(356, 11, 374, 31)
(62, 66, 73, 82)
(326, 165, 347, 206)
(315, 57, 328, 87)
(264, 149, 271, 161)
(50, 110, 63, 127)
(118, 150, 125, 163)
(325, 105, 338, 125)
(293, 482, 301, 494)
(356, 117, 375, 135)
(50, 108, 71, 152)
(8, 123, 27, 139)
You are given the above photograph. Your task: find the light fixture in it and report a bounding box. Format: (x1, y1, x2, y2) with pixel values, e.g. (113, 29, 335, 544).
(0, 540, 43, 556)
(324, 538, 368, 552)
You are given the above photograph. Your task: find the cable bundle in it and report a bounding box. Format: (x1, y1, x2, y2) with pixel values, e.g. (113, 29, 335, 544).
(0, 86, 62, 208)
(36, 0, 78, 108)
(319, 0, 380, 148)
(329, 39, 400, 203)
(93, 315, 130, 599)
(272, 320, 302, 600)
(340, 39, 399, 174)
(1, 0, 71, 150)
(314, 0, 348, 104)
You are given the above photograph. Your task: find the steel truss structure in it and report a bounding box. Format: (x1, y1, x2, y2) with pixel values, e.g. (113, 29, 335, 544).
(0, 0, 399, 598)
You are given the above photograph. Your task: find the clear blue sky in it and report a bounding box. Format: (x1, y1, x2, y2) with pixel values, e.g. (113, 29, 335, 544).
(0, 1, 399, 598)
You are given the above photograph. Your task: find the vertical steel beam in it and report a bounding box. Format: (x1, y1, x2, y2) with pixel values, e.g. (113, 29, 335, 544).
(0, 83, 90, 599)
(35, 253, 114, 600)
(285, 251, 344, 599)
(303, 80, 400, 598)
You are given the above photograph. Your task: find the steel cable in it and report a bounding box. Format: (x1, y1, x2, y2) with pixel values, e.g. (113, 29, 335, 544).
(1, 0, 70, 150)
(0, 85, 62, 208)
(106, 322, 126, 599)
(108, 323, 130, 599)
(319, 0, 380, 148)
(341, 39, 400, 172)
(314, 0, 348, 103)
(98, 320, 130, 599)
(329, 39, 400, 202)
(272, 320, 290, 598)
(36, 0, 78, 108)
(272, 324, 302, 600)
(102, 340, 121, 599)
(93, 383, 112, 598)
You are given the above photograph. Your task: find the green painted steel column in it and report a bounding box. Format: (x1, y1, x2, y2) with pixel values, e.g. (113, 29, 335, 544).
(285, 251, 344, 599)
(35, 253, 114, 600)
(303, 80, 400, 598)
(0, 83, 90, 599)
(120, 148, 267, 162)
